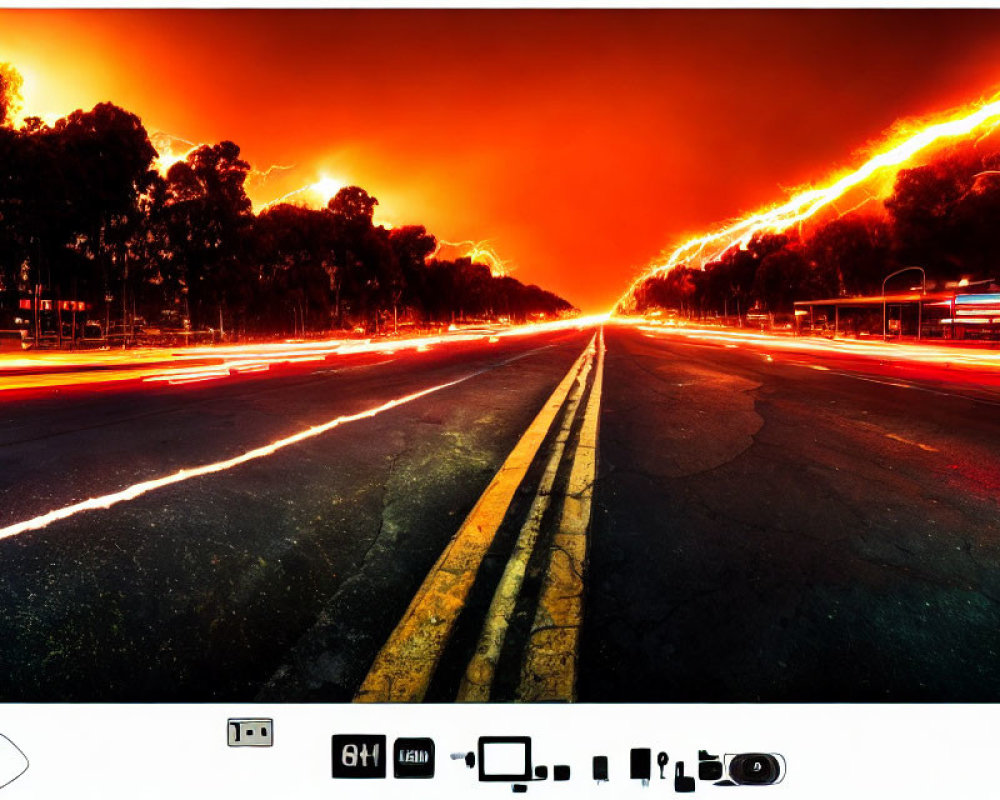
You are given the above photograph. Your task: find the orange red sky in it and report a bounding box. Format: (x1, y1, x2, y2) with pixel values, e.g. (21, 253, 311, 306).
(4, 9, 1000, 311)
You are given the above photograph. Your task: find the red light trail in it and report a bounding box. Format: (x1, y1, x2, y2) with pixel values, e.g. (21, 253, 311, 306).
(0, 320, 605, 540)
(0, 317, 607, 394)
(625, 318, 1000, 378)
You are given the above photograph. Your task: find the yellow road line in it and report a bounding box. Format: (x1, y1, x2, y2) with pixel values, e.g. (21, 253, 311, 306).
(355, 334, 596, 702)
(518, 327, 605, 702)
(456, 339, 596, 702)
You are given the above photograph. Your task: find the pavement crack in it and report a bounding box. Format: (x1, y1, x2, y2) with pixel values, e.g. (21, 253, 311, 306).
(353, 443, 408, 570)
(530, 622, 582, 635)
(549, 544, 586, 582)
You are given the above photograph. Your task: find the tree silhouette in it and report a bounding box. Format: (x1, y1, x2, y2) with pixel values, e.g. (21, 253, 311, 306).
(159, 141, 253, 330)
(0, 71, 575, 340)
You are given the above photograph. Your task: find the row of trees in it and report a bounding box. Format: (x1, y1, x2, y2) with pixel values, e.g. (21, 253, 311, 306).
(0, 64, 573, 340)
(624, 142, 1000, 316)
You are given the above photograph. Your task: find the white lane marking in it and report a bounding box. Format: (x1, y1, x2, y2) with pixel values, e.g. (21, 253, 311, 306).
(0, 344, 565, 541)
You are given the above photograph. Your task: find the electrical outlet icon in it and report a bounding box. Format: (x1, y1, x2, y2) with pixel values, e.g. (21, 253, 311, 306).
(227, 719, 273, 747)
(0, 734, 28, 790)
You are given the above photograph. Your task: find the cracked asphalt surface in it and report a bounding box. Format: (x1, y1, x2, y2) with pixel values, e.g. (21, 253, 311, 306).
(0, 329, 590, 701)
(580, 325, 1000, 701)
(3, 323, 1000, 701)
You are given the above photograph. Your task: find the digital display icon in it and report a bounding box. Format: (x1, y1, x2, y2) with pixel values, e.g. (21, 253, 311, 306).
(331, 734, 387, 779)
(393, 737, 435, 779)
(227, 718, 273, 747)
(0, 735, 28, 791)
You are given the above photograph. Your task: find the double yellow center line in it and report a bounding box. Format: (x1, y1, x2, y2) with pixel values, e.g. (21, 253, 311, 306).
(355, 329, 605, 702)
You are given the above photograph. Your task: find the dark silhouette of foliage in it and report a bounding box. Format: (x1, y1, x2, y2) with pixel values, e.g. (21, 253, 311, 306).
(0, 64, 574, 340)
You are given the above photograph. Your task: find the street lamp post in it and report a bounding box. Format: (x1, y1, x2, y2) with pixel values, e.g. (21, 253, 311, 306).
(882, 266, 926, 341)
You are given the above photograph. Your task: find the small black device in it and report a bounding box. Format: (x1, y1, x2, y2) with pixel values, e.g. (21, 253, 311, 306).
(698, 750, 723, 781)
(553, 765, 571, 781)
(630, 748, 651, 782)
(593, 755, 609, 782)
(675, 761, 696, 793)
(657, 751, 669, 779)
(727, 753, 784, 785)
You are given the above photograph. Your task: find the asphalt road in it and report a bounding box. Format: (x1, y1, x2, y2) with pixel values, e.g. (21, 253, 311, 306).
(0, 329, 591, 701)
(2, 323, 999, 702)
(581, 325, 1000, 702)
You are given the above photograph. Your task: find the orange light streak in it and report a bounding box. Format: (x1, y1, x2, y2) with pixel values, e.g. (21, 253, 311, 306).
(0, 316, 604, 394)
(623, 317, 1000, 373)
(617, 88, 1000, 311)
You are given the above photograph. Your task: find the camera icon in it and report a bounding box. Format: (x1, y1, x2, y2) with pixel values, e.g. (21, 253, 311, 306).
(723, 753, 786, 785)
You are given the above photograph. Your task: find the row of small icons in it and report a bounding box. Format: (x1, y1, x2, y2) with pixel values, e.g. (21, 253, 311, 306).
(318, 729, 785, 791)
(228, 720, 784, 791)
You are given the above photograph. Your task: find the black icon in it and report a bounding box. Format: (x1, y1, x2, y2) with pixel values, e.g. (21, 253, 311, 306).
(630, 748, 651, 786)
(331, 734, 387, 779)
(513, 784, 528, 793)
(698, 751, 723, 781)
(674, 761, 696, 793)
(657, 751, 669, 779)
(727, 753, 784, 786)
(593, 755, 609, 783)
(534, 765, 548, 780)
(451, 751, 477, 768)
(478, 737, 533, 783)
(554, 765, 571, 781)
(393, 737, 435, 779)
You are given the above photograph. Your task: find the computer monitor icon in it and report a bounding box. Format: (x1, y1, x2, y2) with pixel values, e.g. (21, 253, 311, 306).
(478, 737, 533, 783)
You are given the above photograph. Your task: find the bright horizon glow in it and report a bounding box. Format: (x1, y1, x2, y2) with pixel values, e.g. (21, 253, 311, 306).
(258, 174, 349, 210)
(8, 10, 1000, 313)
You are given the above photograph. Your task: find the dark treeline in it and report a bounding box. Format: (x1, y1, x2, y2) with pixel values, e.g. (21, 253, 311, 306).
(624, 141, 1000, 317)
(0, 64, 573, 341)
